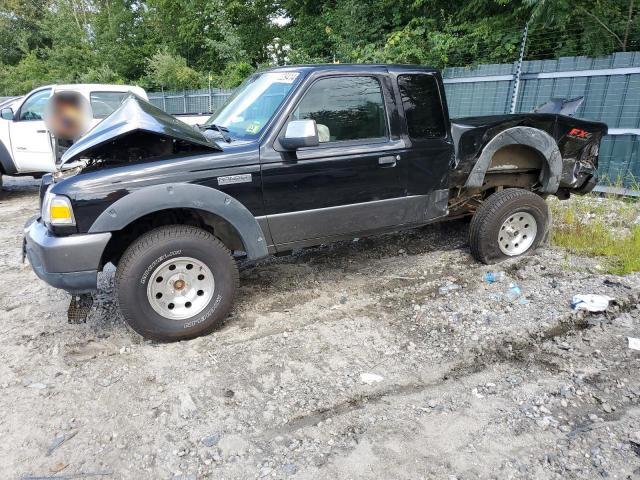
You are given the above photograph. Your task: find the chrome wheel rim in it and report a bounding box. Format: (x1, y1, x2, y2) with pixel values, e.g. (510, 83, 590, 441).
(146, 256, 214, 320)
(498, 211, 537, 256)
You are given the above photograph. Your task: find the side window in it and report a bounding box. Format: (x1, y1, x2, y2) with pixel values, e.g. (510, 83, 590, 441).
(18, 89, 51, 121)
(90, 92, 129, 119)
(398, 75, 446, 139)
(292, 76, 386, 143)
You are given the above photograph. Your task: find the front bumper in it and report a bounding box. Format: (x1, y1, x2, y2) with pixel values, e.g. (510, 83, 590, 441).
(23, 217, 111, 293)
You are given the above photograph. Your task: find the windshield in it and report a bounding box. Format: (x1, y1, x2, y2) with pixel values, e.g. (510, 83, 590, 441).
(205, 71, 301, 140)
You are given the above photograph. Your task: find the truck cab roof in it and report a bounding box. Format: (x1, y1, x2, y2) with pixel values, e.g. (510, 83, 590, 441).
(263, 64, 440, 75)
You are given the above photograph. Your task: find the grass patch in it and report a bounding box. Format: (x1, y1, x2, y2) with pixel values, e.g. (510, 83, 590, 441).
(550, 195, 640, 274)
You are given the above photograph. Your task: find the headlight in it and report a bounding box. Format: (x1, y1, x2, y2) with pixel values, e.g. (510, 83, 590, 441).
(42, 191, 76, 226)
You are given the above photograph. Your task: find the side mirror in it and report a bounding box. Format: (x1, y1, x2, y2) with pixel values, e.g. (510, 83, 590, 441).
(280, 119, 319, 150)
(1, 107, 14, 121)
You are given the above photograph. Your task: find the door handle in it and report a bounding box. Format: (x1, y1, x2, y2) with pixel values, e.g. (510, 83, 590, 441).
(378, 155, 398, 167)
(36, 129, 47, 133)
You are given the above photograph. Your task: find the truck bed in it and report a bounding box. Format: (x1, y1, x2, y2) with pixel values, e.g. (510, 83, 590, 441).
(449, 113, 608, 195)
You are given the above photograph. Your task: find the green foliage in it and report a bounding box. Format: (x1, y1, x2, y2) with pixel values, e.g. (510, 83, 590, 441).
(0, 0, 637, 95)
(550, 193, 640, 274)
(214, 62, 256, 88)
(145, 49, 203, 90)
(0, 0, 276, 95)
(78, 66, 125, 85)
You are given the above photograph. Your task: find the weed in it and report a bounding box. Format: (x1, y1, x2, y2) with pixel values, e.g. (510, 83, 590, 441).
(550, 192, 640, 274)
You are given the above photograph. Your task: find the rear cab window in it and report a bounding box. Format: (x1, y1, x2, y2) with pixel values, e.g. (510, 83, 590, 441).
(90, 92, 129, 119)
(397, 74, 447, 139)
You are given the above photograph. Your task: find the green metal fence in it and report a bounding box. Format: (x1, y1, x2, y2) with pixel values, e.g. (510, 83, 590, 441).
(147, 88, 234, 115)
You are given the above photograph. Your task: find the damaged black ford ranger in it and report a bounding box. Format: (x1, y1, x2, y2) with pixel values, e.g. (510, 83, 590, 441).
(24, 64, 607, 341)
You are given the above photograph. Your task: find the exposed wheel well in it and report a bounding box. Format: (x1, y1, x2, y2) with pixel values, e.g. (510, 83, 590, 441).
(100, 208, 246, 268)
(449, 144, 547, 217)
(482, 144, 544, 191)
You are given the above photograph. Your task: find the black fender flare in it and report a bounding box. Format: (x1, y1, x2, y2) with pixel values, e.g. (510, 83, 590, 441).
(88, 183, 268, 260)
(465, 126, 562, 194)
(0, 140, 17, 175)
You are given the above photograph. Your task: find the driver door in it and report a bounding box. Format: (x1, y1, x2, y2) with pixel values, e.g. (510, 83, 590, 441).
(261, 74, 409, 247)
(10, 88, 55, 173)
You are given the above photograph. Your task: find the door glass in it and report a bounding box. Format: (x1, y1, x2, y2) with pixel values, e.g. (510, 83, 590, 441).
(18, 89, 51, 121)
(398, 75, 446, 139)
(90, 92, 129, 118)
(292, 76, 386, 143)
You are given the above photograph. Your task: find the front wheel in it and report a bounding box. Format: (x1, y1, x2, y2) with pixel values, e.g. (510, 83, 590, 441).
(469, 188, 549, 264)
(115, 225, 239, 341)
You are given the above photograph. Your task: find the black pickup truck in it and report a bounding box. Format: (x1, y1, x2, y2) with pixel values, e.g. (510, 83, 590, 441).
(24, 64, 607, 340)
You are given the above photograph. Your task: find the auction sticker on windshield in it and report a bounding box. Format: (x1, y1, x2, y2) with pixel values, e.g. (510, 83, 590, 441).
(273, 72, 299, 84)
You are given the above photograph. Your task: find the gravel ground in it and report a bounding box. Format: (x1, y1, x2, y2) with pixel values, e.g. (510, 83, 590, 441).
(0, 177, 639, 480)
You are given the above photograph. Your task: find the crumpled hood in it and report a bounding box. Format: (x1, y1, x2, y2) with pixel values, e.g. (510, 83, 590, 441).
(59, 94, 220, 166)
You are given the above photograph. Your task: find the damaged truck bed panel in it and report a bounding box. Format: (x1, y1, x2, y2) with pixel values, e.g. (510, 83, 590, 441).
(450, 113, 606, 195)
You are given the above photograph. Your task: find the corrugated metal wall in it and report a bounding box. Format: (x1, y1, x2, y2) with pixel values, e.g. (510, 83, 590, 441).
(443, 52, 640, 184)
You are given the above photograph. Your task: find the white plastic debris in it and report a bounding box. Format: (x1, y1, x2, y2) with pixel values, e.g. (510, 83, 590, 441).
(179, 392, 198, 418)
(27, 382, 47, 389)
(438, 283, 461, 295)
(360, 373, 384, 384)
(571, 294, 613, 312)
(628, 337, 640, 351)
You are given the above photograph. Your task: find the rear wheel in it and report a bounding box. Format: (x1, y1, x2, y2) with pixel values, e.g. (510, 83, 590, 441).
(469, 188, 549, 264)
(115, 225, 239, 341)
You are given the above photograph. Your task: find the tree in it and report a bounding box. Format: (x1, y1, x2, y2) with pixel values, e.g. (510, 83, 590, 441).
(525, 0, 638, 53)
(145, 48, 203, 89)
(0, 0, 637, 96)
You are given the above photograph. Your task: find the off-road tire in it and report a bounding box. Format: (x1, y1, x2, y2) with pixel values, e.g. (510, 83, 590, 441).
(469, 188, 549, 264)
(115, 225, 239, 341)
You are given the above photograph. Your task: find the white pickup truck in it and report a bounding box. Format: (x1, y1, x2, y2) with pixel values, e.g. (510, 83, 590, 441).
(0, 84, 147, 186)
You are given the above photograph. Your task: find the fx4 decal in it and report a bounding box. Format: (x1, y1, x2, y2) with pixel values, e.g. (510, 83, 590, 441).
(567, 128, 592, 140)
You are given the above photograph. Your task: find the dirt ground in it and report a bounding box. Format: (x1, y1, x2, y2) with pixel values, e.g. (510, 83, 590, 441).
(0, 176, 639, 480)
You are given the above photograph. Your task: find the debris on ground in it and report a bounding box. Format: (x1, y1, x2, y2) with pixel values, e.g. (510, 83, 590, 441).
(628, 337, 640, 350)
(438, 283, 461, 295)
(49, 461, 68, 473)
(360, 373, 384, 384)
(504, 283, 523, 303)
(201, 433, 222, 447)
(571, 294, 614, 312)
(46, 430, 78, 456)
(67, 294, 94, 324)
(483, 271, 505, 283)
(27, 382, 47, 390)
